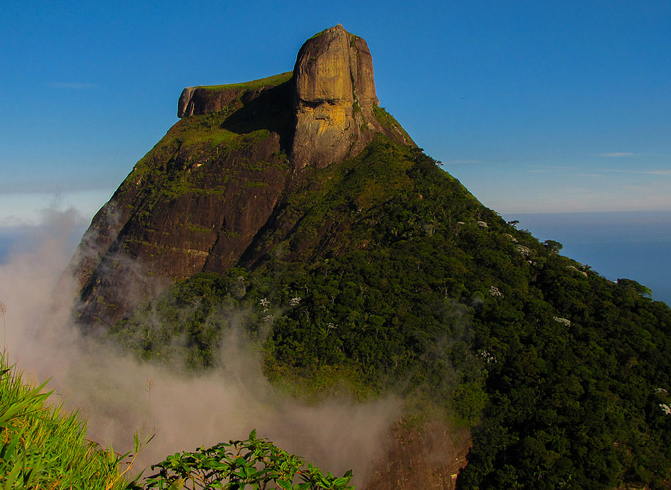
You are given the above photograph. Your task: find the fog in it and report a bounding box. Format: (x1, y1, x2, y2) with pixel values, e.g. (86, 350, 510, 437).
(0, 208, 401, 484)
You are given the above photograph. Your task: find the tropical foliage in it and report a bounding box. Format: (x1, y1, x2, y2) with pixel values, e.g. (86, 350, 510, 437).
(145, 430, 353, 490)
(107, 135, 671, 488)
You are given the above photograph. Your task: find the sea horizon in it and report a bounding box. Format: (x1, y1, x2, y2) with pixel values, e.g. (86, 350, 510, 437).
(505, 210, 671, 306)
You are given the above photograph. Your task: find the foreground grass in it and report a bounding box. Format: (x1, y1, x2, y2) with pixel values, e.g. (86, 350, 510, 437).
(0, 352, 132, 489)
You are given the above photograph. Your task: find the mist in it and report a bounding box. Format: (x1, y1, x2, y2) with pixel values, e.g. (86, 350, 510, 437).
(0, 207, 401, 484)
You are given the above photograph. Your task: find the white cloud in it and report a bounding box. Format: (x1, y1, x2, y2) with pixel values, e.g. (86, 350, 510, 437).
(48, 82, 99, 90)
(442, 159, 483, 165)
(0, 190, 109, 228)
(602, 168, 671, 176)
(600, 152, 635, 157)
(0, 214, 402, 484)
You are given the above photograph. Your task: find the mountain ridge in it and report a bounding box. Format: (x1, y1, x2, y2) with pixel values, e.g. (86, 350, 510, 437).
(67, 26, 671, 489)
(68, 25, 413, 327)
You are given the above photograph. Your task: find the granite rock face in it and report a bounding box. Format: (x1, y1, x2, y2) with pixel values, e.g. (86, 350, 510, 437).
(68, 25, 414, 327)
(70, 128, 292, 328)
(291, 24, 384, 169)
(176, 25, 412, 169)
(177, 72, 294, 118)
(365, 421, 470, 490)
(178, 86, 241, 118)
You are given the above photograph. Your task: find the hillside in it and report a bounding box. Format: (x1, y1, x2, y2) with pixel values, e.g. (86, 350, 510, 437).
(68, 25, 411, 328)
(67, 25, 671, 489)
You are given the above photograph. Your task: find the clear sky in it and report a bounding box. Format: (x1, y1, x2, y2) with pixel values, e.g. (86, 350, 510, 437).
(2, 0, 671, 227)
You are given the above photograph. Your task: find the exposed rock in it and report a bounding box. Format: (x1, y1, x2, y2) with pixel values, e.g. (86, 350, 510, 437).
(292, 24, 385, 169)
(364, 419, 470, 490)
(68, 25, 415, 327)
(515, 243, 532, 256)
(177, 72, 293, 118)
(178, 85, 242, 118)
(69, 120, 293, 328)
(176, 25, 412, 169)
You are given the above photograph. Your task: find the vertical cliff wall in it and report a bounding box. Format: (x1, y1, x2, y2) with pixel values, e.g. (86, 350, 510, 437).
(291, 24, 385, 169)
(176, 25, 413, 170)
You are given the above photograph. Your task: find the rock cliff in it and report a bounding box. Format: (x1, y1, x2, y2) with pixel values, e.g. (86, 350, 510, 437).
(177, 72, 294, 118)
(67, 25, 414, 327)
(291, 24, 387, 169)
(365, 421, 470, 490)
(177, 25, 412, 168)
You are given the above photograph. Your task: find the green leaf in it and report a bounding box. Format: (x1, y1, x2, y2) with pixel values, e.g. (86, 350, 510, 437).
(277, 479, 293, 490)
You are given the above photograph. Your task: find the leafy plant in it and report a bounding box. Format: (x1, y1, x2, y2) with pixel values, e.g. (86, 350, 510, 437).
(144, 430, 354, 490)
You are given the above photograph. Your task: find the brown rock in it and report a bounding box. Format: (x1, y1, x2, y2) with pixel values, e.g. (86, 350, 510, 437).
(176, 25, 412, 169)
(177, 72, 293, 118)
(363, 419, 471, 490)
(291, 25, 385, 169)
(68, 25, 415, 327)
(178, 85, 244, 117)
(70, 102, 293, 327)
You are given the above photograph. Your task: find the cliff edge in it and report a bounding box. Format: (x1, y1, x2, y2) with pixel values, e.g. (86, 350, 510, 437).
(177, 25, 412, 169)
(67, 25, 415, 327)
(291, 24, 386, 169)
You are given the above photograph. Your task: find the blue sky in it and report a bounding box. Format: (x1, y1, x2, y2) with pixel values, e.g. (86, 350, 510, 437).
(2, 0, 671, 227)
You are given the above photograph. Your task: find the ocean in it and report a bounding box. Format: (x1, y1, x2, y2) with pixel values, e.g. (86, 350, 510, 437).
(508, 211, 671, 306)
(1, 211, 669, 306)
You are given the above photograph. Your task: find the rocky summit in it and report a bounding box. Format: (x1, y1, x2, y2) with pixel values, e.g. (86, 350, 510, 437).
(179, 24, 411, 168)
(291, 24, 403, 168)
(68, 25, 411, 327)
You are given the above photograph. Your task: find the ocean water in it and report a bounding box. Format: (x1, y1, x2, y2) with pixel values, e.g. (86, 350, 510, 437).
(0, 228, 27, 259)
(509, 211, 671, 306)
(1, 211, 669, 306)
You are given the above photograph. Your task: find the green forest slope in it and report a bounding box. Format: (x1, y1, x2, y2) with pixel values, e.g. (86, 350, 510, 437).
(106, 133, 671, 489)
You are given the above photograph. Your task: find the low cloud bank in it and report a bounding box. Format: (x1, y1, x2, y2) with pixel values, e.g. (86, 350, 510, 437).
(0, 208, 400, 483)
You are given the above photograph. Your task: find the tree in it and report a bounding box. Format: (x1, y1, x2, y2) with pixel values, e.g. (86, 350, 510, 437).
(543, 240, 563, 254)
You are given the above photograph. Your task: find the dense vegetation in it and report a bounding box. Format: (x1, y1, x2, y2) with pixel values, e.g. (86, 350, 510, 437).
(145, 430, 353, 490)
(106, 135, 671, 488)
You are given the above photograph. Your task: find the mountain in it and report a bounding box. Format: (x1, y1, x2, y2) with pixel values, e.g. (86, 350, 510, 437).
(68, 26, 671, 489)
(68, 24, 411, 328)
